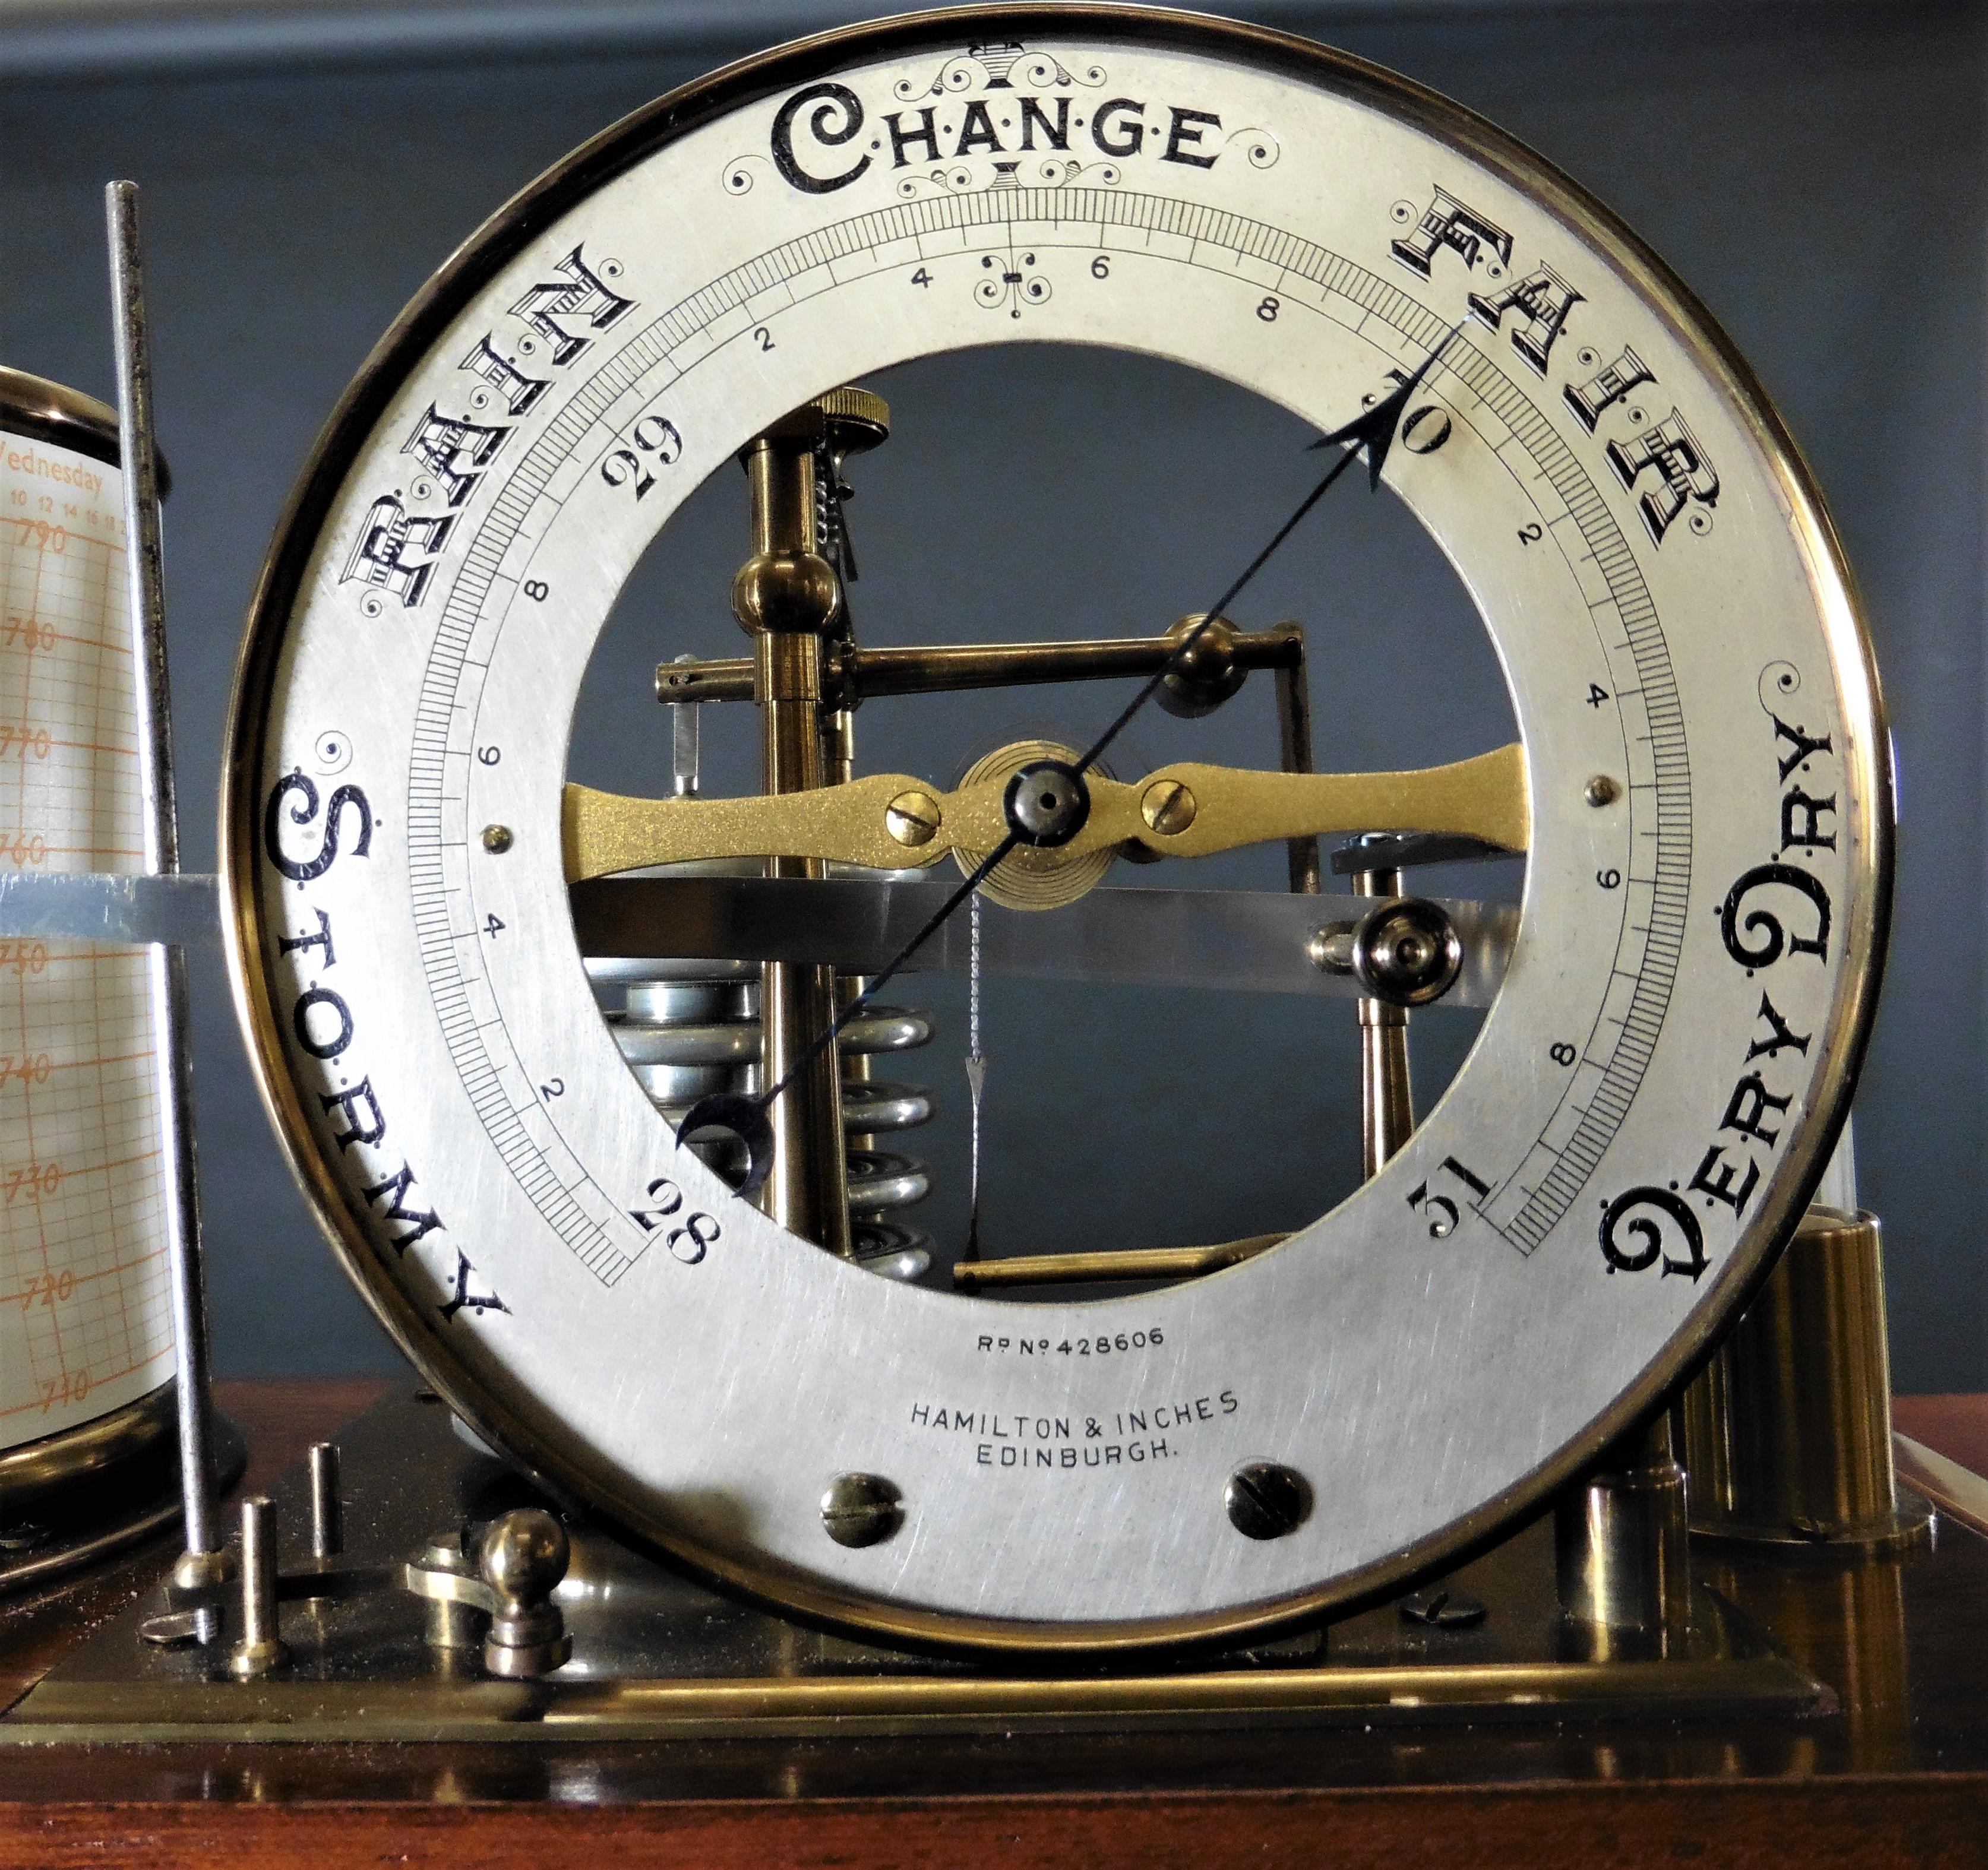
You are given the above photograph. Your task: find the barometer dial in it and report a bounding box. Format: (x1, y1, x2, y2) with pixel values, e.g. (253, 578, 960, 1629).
(224, 5, 1887, 1650)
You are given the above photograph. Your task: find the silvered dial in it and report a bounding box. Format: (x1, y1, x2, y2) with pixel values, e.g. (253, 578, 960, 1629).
(224, 5, 1888, 1650)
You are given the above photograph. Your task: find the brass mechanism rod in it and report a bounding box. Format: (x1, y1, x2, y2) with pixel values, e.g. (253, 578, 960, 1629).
(952, 1233, 1285, 1292)
(656, 628, 1304, 707)
(735, 435, 850, 1257)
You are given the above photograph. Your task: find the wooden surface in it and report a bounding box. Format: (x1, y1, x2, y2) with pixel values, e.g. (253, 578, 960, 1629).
(216, 1378, 390, 1498)
(0, 1382, 1982, 1870)
(1894, 1393, 1988, 1479)
(9, 1780, 1988, 1870)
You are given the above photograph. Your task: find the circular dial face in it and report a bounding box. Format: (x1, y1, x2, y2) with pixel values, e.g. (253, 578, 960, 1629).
(225, 5, 1887, 1650)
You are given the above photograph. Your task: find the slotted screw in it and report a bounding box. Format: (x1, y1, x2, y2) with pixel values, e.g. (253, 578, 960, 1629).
(1140, 779, 1198, 836)
(1399, 1587, 1487, 1629)
(821, 1473, 902, 1548)
(885, 789, 941, 847)
(1225, 1462, 1310, 1540)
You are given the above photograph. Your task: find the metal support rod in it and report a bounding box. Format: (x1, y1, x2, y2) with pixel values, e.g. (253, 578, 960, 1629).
(1277, 622, 1411, 1176)
(106, 181, 222, 1620)
(1353, 859, 1414, 1178)
(656, 627, 1306, 708)
(735, 433, 850, 1257)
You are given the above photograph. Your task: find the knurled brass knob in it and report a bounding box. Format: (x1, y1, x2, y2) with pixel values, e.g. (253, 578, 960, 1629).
(756, 385, 891, 454)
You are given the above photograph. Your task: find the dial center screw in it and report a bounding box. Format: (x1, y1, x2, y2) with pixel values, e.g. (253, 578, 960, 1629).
(1003, 761, 1089, 848)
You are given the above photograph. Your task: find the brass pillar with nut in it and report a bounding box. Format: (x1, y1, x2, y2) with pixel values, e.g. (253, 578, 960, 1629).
(731, 400, 859, 1255)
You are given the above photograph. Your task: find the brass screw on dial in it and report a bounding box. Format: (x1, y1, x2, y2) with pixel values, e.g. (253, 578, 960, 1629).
(821, 1472, 903, 1548)
(1140, 779, 1199, 836)
(885, 789, 941, 847)
(481, 824, 514, 853)
(1225, 1461, 1311, 1540)
(1584, 774, 1621, 807)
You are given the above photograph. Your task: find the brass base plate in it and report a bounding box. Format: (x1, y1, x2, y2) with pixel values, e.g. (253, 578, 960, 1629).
(2, 1391, 1826, 1743)
(1689, 1494, 1936, 1557)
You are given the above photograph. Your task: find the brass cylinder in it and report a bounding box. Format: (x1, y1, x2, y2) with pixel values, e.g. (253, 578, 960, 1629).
(1554, 1413, 1690, 1659)
(1680, 1205, 1929, 1548)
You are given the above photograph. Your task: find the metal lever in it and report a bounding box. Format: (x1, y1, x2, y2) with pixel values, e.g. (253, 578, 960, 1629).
(563, 745, 1529, 884)
(656, 613, 1306, 707)
(402, 1507, 572, 1678)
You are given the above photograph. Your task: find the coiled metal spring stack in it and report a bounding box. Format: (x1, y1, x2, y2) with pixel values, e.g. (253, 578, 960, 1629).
(586, 954, 935, 1279)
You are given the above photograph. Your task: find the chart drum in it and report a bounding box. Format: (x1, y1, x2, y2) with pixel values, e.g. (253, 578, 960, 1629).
(0, 368, 180, 1577)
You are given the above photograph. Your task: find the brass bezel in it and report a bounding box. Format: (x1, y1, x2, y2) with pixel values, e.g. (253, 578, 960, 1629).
(0, 365, 171, 493)
(219, 4, 1892, 1657)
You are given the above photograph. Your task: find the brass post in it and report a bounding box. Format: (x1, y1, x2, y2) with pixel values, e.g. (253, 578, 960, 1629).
(733, 418, 849, 1255)
(1554, 1412, 1690, 1660)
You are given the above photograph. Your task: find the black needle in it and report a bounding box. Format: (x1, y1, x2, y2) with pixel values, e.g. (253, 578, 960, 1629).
(1077, 319, 1464, 779)
(681, 321, 1465, 1193)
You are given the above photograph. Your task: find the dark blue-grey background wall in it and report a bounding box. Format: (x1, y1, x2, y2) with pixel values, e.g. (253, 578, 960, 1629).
(3, 1, 1981, 1388)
